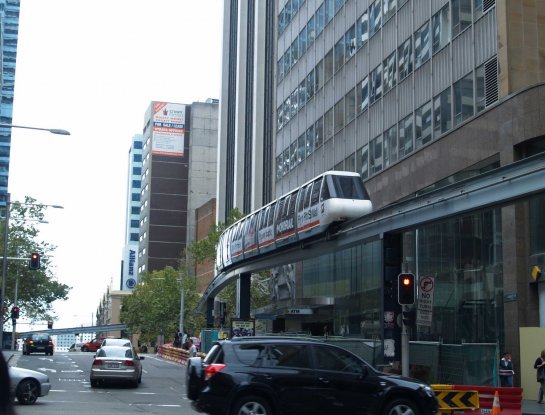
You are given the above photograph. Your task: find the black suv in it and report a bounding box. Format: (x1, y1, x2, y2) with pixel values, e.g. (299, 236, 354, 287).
(22, 333, 54, 355)
(186, 337, 438, 415)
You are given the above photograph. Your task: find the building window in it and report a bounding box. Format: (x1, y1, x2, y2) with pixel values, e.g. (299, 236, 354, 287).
(432, 4, 450, 54)
(132, 180, 141, 188)
(334, 35, 345, 72)
(130, 233, 139, 242)
(398, 113, 414, 158)
(433, 87, 452, 138)
(299, 25, 307, 56)
(345, 24, 356, 61)
(334, 98, 345, 133)
(306, 125, 315, 157)
(346, 87, 356, 123)
(290, 141, 297, 170)
(278, 56, 284, 83)
(369, 0, 382, 38)
(370, 134, 383, 175)
(298, 81, 307, 110)
(132, 166, 142, 175)
(383, 0, 397, 22)
(307, 15, 316, 46)
(283, 148, 290, 175)
(133, 154, 142, 162)
(360, 145, 369, 179)
(291, 37, 299, 67)
(276, 154, 283, 180)
(345, 152, 356, 172)
(357, 10, 369, 48)
(370, 64, 383, 104)
(452, 0, 472, 37)
(324, 107, 334, 141)
(324, 49, 334, 82)
(415, 21, 431, 68)
(131, 207, 139, 215)
(131, 193, 140, 202)
(384, 125, 398, 168)
(306, 70, 315, 102)
(454, 72, 474, 126)
(131, 220, 139, 228)
(315, 59, 323, 91)
(475, 64, 486, 113)
(325, 0, 335, 25)
(383, 51, 396, 94)
(316, 3, 325, 36)
(315, 117, 324, 149)
(415, 101, 432, 148)
(398, 37, 413, 81)
(358, 76, 369, 112)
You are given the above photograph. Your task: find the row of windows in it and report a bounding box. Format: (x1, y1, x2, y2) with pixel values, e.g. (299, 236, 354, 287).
(278, 0, 407, 85)
(277, 0, 492, 133)
(276, 61, 491, 181)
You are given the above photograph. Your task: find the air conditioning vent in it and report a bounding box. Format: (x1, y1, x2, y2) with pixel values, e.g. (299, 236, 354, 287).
(485, 57, 498, 107)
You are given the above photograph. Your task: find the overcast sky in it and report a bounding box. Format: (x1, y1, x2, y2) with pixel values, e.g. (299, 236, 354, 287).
(8, 0, 223, 329)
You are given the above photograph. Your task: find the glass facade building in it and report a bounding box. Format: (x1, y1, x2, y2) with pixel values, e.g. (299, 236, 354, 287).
(0, 0, 20, 207)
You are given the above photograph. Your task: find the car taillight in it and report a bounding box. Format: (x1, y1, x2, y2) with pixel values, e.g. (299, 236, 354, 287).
(123, 361, 135, 367)
(48, 340, 53, 345)
(204, 364, 226, 381)
(92, 359, 103, 366)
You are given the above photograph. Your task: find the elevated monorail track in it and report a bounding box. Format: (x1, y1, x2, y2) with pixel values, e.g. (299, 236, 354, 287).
(198, 152, 545, 311)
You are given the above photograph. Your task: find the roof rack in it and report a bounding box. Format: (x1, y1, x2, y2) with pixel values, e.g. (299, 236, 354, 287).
(229, 335, 322, 342)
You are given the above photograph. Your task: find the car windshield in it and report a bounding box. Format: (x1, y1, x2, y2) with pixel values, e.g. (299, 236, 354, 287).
(32, 334, 49, 341)
(97, 347, 134, 358)
(103, 339, 131, 347)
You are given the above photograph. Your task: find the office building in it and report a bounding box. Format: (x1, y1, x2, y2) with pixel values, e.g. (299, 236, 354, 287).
(138, 100, 218, 274)
(0, 0, 20, 207)
(120, 134, 142, 291)
(214, 0, 545, 388)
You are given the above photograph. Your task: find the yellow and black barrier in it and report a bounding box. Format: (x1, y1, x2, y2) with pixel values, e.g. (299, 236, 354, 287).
(432, 384, 479, 414)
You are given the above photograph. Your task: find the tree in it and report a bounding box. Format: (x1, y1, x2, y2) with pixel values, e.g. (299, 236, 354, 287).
(0, 196, 70, 324)
(120, 266, 205, 344)
(186, 208, 270, 328)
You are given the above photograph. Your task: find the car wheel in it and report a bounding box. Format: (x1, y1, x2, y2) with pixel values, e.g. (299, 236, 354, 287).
(82, 346, 89, 352)
(383, 398, 421, 415)
(16, 379, 40, 405)
(90, 379, 99, 387)
(232, 395, 273, 415)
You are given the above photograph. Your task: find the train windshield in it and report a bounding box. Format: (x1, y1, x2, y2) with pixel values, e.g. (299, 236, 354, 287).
(327, 175, 369, 199)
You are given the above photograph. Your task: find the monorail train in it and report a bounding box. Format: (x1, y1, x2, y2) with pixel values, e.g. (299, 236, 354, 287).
(215, 171, 373, 274)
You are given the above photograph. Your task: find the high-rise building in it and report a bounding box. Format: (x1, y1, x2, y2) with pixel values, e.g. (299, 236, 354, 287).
(120, 134, 142, 291)
(0, 0, 20, 207)
(215, 0, 545, 385)
(138, 100, 218, 275)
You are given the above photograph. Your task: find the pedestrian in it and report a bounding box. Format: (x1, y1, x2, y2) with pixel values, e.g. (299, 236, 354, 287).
(499, 352, 514, 387)
(0, 352, 16, 415)
(534, 349, 545, 403)
(173, 329, 181, 348)
(188, 338, 197, 358)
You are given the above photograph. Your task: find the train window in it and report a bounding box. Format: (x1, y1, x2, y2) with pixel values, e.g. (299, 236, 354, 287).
(329, 175, 368, 199)
(288, 191, 298, 216)
(310, 178, 322, 205)
(297, 185, 310, 212)
(260, 207, 270, 229)
(282, 195, 291, 218)
(268, 202, 277, 227)
(276, 198, 286, 222)
(304, 183, 313, 208)
(321, 179, 331, 201)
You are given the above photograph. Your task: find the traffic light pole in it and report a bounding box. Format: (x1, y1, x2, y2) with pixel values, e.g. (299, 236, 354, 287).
(0, 193, 10, 350)
(401, 304, 409, 377)
(11, 269, 18, 351)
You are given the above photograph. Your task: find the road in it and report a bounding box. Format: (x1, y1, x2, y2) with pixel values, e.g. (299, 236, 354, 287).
(9, 350, 196, 415)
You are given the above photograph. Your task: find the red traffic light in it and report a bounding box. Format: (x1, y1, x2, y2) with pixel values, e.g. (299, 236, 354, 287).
(398, 273, 416, 305)
(29, 252, 41, 270)
(11, 306, 20, 319)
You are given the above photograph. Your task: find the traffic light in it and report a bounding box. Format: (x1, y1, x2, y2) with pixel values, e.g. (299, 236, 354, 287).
(11, 306, 20, 319)
(398, 273, 416, 305)
(29, 252, 41, 270)
(47, 321, 53, 329)
(402, 309, 416, 327)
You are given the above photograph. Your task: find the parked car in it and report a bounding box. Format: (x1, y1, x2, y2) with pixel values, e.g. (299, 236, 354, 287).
(90, 345, 144, 387)
(69, 342, 84, 352)
(187, 337, 438, 415)
(81, 337, 104, 352)
(22, 333, 54, 356)
(100, 338, 132, 348)
(8, 366, 51, 405)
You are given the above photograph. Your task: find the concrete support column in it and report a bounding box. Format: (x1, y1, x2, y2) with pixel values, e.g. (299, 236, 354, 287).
(238, 273, 251, 319)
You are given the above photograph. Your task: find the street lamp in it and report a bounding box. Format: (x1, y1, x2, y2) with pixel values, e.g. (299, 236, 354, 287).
(0, 195, 63, 349)
(0, 123, 70, 136)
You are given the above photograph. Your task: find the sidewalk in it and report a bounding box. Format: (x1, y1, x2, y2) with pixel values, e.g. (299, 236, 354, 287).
(524, 399, 545, 415)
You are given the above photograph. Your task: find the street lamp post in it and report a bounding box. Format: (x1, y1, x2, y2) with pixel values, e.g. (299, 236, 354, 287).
(0, 196, 63, 349)
(0, 123, 70, 136)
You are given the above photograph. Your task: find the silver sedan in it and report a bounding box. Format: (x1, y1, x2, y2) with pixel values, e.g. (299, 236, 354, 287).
(90, 345, 144, 387)
(9, 366, 51, 405)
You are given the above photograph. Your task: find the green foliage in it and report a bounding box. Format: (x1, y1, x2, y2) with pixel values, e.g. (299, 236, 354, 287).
(0, 196, 70, 323)
(120, 266, 205, 343)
